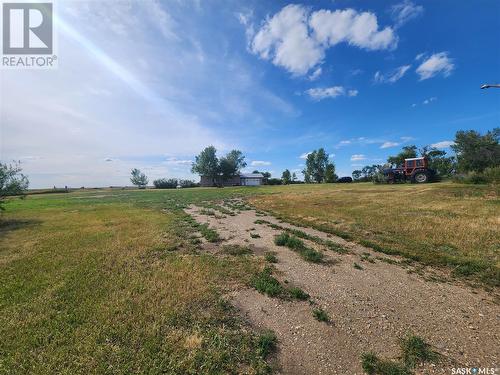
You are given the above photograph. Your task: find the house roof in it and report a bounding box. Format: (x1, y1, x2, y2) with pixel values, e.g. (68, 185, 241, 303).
(240, 173, 264, 178)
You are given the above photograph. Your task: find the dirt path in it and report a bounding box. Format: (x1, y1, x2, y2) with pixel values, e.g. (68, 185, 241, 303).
(185, 203, 499, 375)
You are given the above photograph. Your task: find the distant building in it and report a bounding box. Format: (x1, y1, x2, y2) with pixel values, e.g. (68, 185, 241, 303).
(200, 173, 264, 187)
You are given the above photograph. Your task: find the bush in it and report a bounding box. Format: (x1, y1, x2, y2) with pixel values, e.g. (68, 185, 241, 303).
(452, 166, 500, 184)
(153, 178, 178, 189)
(153, 178, 198, 189)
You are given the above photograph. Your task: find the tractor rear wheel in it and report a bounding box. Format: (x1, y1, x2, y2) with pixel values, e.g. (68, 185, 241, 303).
(412, 171, 428, 183)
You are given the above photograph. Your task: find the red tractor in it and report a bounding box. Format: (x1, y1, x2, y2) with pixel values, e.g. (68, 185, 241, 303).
(383, 157, 434, 183)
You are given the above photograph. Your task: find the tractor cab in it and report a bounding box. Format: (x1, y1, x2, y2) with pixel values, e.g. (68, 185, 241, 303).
(403, 157, 428, 174)
(384, 157, 433, 183)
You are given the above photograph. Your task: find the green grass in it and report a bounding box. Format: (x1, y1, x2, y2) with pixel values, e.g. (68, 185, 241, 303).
(256, 330, 278, 358)
(274, 233, 324, 263)
(221, 244, 253, 256)
(288, 287, 310, 300)
(0, 188, 274, 374)
(361, 335, 438, 375)
(250, 266, 285, 297)
(361, 353, 410, 375)
(250, 182, 500, 286)
(312, 308, 329, 323)
(264, 251, 278, 263)
(354, 262, 364, 270)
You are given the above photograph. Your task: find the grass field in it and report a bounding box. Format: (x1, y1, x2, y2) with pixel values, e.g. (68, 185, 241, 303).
(250, 182, 500, 286)
(0, 182, 498, 373)
(0, 189, 271, 374)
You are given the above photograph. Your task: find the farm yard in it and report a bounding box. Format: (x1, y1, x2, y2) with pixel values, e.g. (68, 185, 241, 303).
(1, 182, 498, 374)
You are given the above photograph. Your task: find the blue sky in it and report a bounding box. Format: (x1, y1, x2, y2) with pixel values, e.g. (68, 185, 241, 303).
(1, 0, 499, 187)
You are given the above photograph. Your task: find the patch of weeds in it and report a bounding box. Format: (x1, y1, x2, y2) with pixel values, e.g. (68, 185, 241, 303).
(251, 266, 284, 297)
(324, 240, 349, 254)
(312, 308, 329, 323)
(199, 223, 220, 242)
(274, 233, 324, 263)
(254, 219, 269, 225)
(288, 287, 309, 300)
(400, 335, 438, 368)
(361, 253, 375, 263)
(361, 353, 410, 375)
(264, 252, 278, 263)
(375, 256, 399, 265)
(361, 335, 438, 375)
(274, 232, 290, 246)
(250, 232, 261, 239)
(354, 262, 364, 270)
(256, 330, 277, 358)
(222, 244, 252, 256)
(199, 208, 216, 216)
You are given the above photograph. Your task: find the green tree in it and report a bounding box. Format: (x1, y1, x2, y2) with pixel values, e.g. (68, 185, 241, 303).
(130, 168, 148, 189)
(451, 128, 500, 172)
(292, 172, 297, 182)
(324, 163, 336, 183)
(0, 162, 29, 211)
(282, 169, 292, 184)
(192, 146, 220, 185)
(387, 145, 418, 167)
(219, 150, 247, 183)
(352, 170, 362, 181)
(420, 146, 456, 177)
(303, 148, 330, 183)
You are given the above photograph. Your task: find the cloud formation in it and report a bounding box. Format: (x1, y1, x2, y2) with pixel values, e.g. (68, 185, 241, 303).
(416, 52, 455, 80)
(430, 140, 455, 149)
(374, 65, 411, 83)
(350, 154, 366, 161)
(391, 0, 424, 28)
(251, 160, 272, 166)
(306, 86, 358, 100)
(380, 141, 400, 149)
(250, 5, 397, 75)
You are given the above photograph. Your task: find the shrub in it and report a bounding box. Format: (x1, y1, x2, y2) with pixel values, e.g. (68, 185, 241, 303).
(274, 233, 290, 246)
(452, 166, 500, 184)
(153, 178, 178, 189)
(288, 287, 309, 300)
(312, 308, 329, 322)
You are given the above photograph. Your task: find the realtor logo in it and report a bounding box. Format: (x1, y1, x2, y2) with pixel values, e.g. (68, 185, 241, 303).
(3, 2, 53, 54)
(1, 2, 57, 68)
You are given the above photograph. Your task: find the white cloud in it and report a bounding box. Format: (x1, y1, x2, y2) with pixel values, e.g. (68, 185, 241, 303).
(416, 52, 455, 80)
(411, 103, 417, 108)
(350, 154, 366, 161)
(250, 5, 397, 75)
(310, 9, 397, 50)
(373, 64, 411, 83)
(423, 96, 437, 104)
(308, 67, 322, 80)
(400, 136, 415, 141)
(251, 160, 271, 166)
(305, 86, 357, 100)
(163, 157, 193, 166)
(391, 0, 424, 28)
(430, 140, 455, 149)
(299, 152, 311, 159)
(415, 52, 425, 60)
(380, 141, 400, 149)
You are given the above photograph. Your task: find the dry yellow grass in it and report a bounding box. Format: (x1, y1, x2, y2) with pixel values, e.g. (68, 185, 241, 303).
(250, 182, 500, 285)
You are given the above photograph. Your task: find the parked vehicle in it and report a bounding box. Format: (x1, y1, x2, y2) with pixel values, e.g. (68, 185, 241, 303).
(337, 176, 353, 183)
(383, 157, 435, 183)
